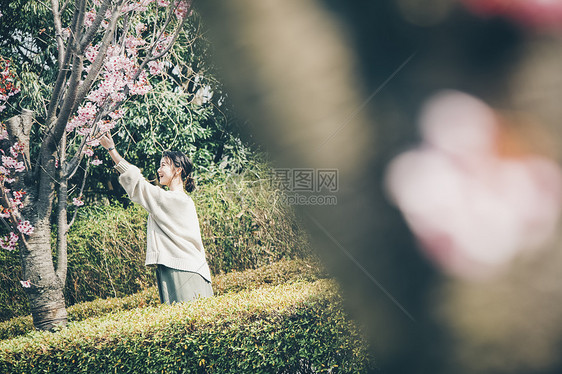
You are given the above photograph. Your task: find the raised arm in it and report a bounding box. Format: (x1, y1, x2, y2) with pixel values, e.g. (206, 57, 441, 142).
(99, 132, 124, 166)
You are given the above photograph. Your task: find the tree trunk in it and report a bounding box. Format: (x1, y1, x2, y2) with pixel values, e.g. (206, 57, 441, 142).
(20, 216, 67, 331)
(7, 111, 68, 331)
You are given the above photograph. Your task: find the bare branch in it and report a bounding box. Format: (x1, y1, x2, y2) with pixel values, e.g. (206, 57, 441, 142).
(148, 16, 187, 62)
(60, 0, 71, 14)
(51, 0, 66, 72)
(55, 132, 68, 283)
(64, 134, 89, 179)
(73, 0, 87, 51)
(135, 8, 189, 81)
(42, 54, 84, 158)
(45, 2, 80, 125)
(68, 163, 89, 229)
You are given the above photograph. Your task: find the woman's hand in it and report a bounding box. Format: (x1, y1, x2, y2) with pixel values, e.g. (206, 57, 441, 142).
(99, 132, 124, 166)
(99, 132, 115, 150)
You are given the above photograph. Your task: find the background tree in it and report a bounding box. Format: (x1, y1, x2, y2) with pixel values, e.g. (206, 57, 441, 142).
(0, 0, 196, 331)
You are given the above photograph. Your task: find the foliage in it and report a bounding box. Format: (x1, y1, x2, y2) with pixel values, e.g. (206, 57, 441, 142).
(0, 258, 327, 341)
(0, 280, 377, 373)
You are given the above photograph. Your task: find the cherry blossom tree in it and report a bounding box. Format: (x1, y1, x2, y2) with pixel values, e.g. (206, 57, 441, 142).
(0, 0, 193, 331)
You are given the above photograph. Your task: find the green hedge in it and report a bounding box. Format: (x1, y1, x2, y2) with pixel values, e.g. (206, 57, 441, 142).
(0, 165, 312, 320)
(0, 258, 327, 341)
(0, 280, 376, 373)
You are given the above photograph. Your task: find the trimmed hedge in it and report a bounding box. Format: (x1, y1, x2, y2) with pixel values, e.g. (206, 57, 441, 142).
(0, 258, 328, 341)
(0, 280, 376, 373)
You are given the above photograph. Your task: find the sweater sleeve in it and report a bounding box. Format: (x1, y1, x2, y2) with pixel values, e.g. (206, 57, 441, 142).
(116, 160, 167, 216)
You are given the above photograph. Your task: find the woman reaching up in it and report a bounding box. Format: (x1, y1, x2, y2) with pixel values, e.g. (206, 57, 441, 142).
(99, 132, 213, 304)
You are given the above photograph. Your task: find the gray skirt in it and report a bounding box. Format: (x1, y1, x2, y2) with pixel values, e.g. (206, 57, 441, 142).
(155, 265, 214, 304)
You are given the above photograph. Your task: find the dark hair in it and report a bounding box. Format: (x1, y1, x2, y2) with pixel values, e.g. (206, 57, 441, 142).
(161, 150, 196, 192)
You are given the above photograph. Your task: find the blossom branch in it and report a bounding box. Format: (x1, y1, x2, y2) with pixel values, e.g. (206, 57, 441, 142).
(69, 4, 121, 119)
(78, 0, 114, 53)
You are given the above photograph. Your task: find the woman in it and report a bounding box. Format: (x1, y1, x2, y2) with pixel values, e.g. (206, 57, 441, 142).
(99, 133, 213, 304)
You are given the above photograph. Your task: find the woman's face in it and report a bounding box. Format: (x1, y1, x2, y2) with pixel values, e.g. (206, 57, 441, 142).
(157, 157, 179, 187)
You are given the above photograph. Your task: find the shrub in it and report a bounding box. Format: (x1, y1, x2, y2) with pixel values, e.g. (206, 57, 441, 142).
(0, 258, 327, 341)
(0, 280, 376, 373)
(0, 247, 29, 322)
(194, 164, 312, 273)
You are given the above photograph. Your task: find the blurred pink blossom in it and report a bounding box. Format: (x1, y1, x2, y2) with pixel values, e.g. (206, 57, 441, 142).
(385, 90, 562, 280)
(461, 0, 562, 30)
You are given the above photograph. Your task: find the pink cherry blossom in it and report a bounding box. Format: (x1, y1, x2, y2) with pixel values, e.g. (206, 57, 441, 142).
(12, 190, 26, 202)
(9, 142, 24, 158)
(84, 148, 94, 157)
(85, 44, 100, 63)
(84, 10, 97, 28)
(97, 120, 115, 133)
(87, 138, 100, 147)
(121, 0, 154, 13)
(0, 232, 18, 251)
(9, 191, 24, 210)
(72, 197, 84, 206)
(135, 23, 147, 35)
(0, 208, 11, 219)
(91, 159, 103, 166)
(20, 280, 31, 288)
(129, 71, 152, 95)
(148, 60, 165, 75)
(67, 102, 98, 132)
(174, 0, 191, 19)
(109, 109, 125, 120)
(2, 155, 25, 172)
(155, 33, 173, 54)
(17, 220, 34, 235)
(61, 28, 71, 40)
(77, 127, 92, 136)
(125, 36, 146, 54)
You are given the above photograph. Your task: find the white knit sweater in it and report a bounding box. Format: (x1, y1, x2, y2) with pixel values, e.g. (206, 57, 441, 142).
(116, 160, 212, 282)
